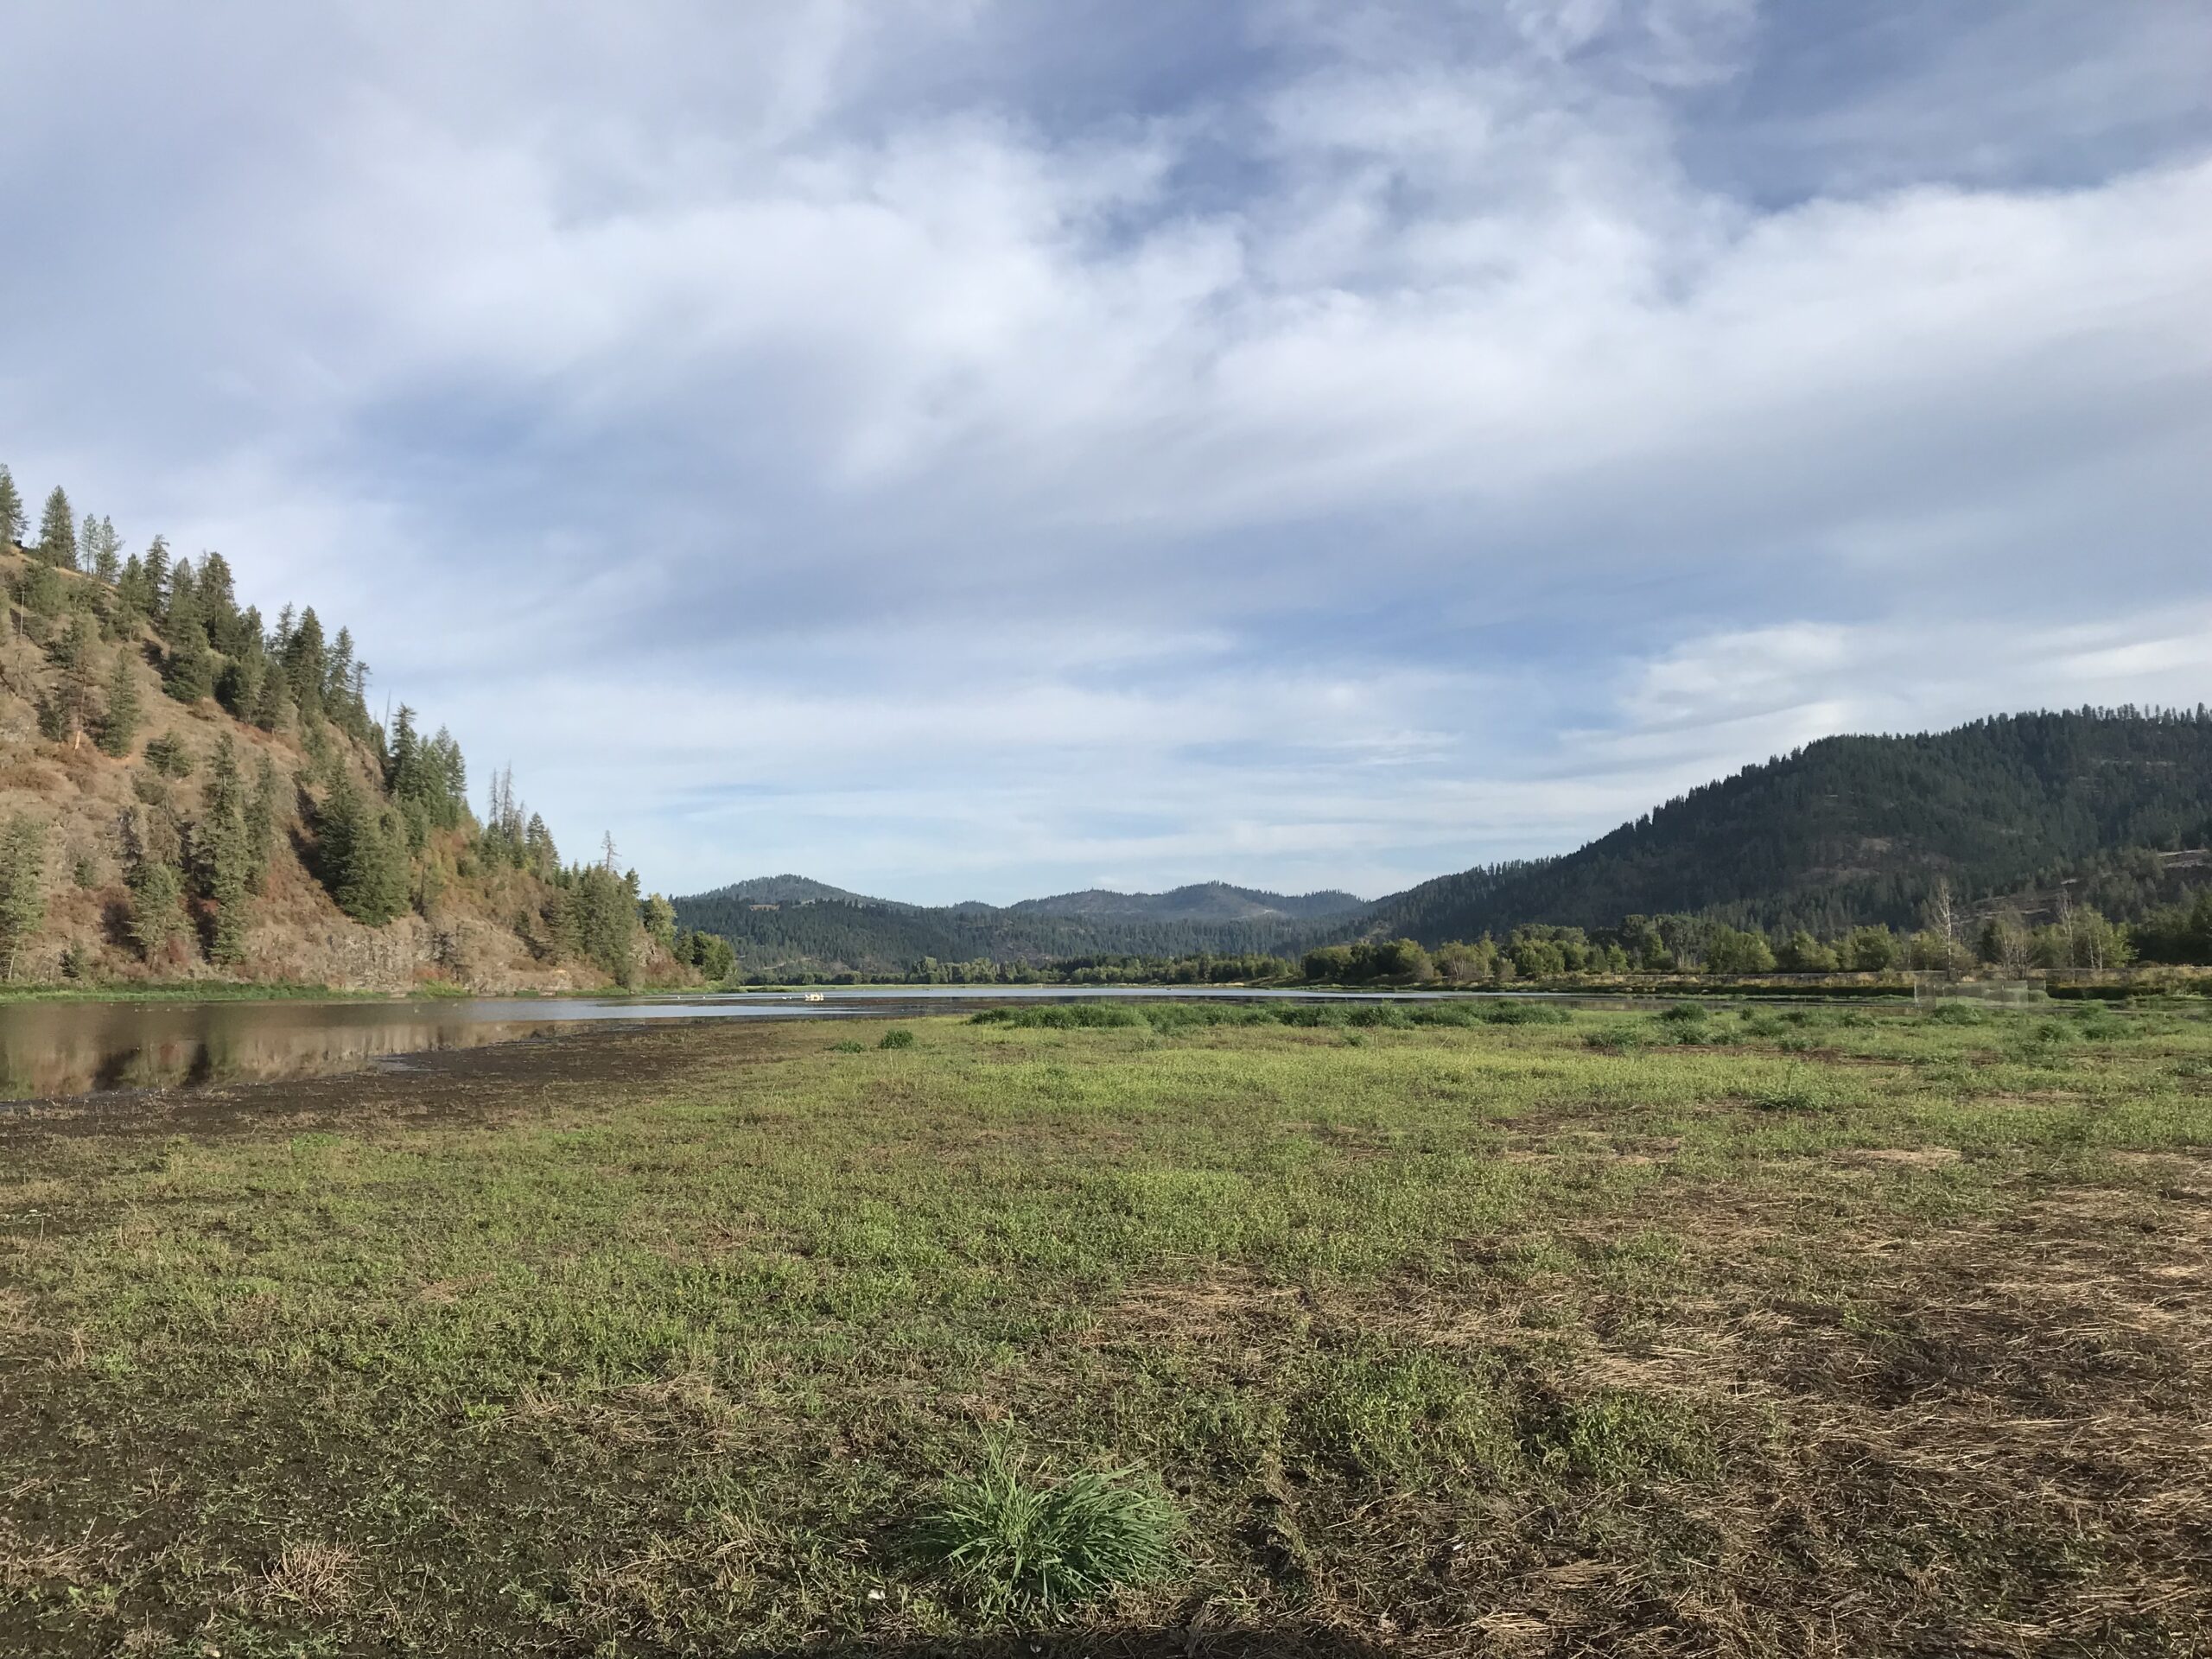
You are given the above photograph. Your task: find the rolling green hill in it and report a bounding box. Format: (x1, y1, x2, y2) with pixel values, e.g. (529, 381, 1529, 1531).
(1363, 709, 2212, 944)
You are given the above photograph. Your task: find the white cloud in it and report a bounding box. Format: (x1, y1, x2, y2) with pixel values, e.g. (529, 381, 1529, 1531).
(3, 2, 2208, 902)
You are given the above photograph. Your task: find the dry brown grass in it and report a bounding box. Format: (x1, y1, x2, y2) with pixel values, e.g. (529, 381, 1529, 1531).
(251, 1541, 361, 1615)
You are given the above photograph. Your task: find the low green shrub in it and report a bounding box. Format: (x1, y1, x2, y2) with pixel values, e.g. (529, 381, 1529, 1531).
(878, 1027, 917, 1050)
(1923, 1003, 1990, 1026)
(1466, 999, 1571, 1027)
(1584, 1024, 1651, 1053)
(971, 1003, 1147, 1029)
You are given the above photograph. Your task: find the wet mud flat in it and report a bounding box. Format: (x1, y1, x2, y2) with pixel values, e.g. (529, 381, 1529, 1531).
(0, 1014, 813, 1141)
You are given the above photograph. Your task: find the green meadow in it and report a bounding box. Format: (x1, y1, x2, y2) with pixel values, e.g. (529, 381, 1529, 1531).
(3, 998, 2209, 1656)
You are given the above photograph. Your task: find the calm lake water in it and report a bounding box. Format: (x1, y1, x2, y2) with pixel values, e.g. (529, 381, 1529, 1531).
(0, 987, 1465, 1103)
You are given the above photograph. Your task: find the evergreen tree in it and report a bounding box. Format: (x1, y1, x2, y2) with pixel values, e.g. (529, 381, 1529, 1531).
(0, 466, 22, 549)
(127, 856, 188, 961)
(48, 613, 100, 747)
(114, 553, 149, 632)
(142, 535, 170, 601)
(328, 626, 357, 723)
(91, 517, 122, 584)
(317, 772, 409, 925)
(216, 645, 264, 720)
(162, 556, 204, 648)
(575, 862, 640, 985)
(245, 754, 279, 893)
(35, 486, 75, 569)
(249, 661, 292, 732)
(162, 639, 217, 704)
(285, 607, 327, 722)
(523, 812, 556, 876)
(197, 735, 252, 963)
(47, 608, 94, 672)
(99, 650, 143, 757)
(198, 552, 242, 652)
(17, 559, 62, 617)
(0, 816, 48, 980)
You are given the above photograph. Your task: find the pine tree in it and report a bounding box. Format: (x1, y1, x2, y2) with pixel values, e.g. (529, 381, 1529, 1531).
(198, 552, 240, 651)
(48, 614, 100, 747)
(162, 639, 217, 704)
(197, 736, 252, 963)
(99, 650, 143, 757)
(17, 559, 62, 617)
(113, 553, 149, 632)
(524, 812, 557, 876)
(127, 856, 188, 961)
(328, 626, 356, 721)
(91, 517, 121, 584)
(0, 466, 23, 550)
(245, 754, 279, 893)
(143, 535, 170, 600)
(0, 816, 48, 980)
(162, 556, 203, 647)
(36, 487, 76, 569)
(215, 645, 264, 720)
(317, 772, 408, 925)
(285, 607, 327, 722)
(249, 662, 291, 732)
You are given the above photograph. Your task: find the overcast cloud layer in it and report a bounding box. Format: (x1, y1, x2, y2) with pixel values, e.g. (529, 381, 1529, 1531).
(4, 1, 2209, 902)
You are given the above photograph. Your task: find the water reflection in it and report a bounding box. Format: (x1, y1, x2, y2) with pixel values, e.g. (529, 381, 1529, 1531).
(0, 1002, 585, 1101)
(0, 986, 1509, 1104)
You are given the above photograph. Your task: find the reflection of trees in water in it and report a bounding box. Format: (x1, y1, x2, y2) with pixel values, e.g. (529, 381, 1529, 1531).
(0, 1013, 559, 1102)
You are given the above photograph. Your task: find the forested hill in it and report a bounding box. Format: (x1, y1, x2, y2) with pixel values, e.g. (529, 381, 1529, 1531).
(670, 887, 1336, 976)
(0, 461, 696, 991)
(1362, 709, 2212, 944)
(687, 874, 906, 909)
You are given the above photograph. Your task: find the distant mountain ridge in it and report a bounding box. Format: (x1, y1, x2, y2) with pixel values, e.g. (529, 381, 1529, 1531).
(676, 708, 2212, 976)
(1008, 881, 1364, 922)
(671, 875, 1363, 975)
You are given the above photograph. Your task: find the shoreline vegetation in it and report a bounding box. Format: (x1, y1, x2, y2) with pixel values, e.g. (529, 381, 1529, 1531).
(4, 1000, 2208, 1653)
(2, 963, 2209, 1006)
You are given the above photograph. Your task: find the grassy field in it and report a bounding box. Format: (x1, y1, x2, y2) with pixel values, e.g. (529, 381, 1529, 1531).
(2, 998, 2209, 1656)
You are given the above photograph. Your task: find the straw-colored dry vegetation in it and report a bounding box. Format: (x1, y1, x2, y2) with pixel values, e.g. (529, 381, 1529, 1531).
(2, 998, 2209, 1656)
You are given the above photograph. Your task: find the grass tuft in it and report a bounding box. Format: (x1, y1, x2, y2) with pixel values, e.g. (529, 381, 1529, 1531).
(877, 1027, 917, 1050)
(913, 1442, 1180, 1617)
(1755, 1065, 1831, 1112)
(1522, 1389, 1714, 1485)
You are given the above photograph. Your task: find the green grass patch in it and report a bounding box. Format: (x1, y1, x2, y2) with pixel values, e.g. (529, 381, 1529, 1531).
(2, 1001, 2208, 1653)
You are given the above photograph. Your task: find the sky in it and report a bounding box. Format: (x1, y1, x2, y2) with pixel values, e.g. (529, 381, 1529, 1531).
(3, 1, 2209, 905)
